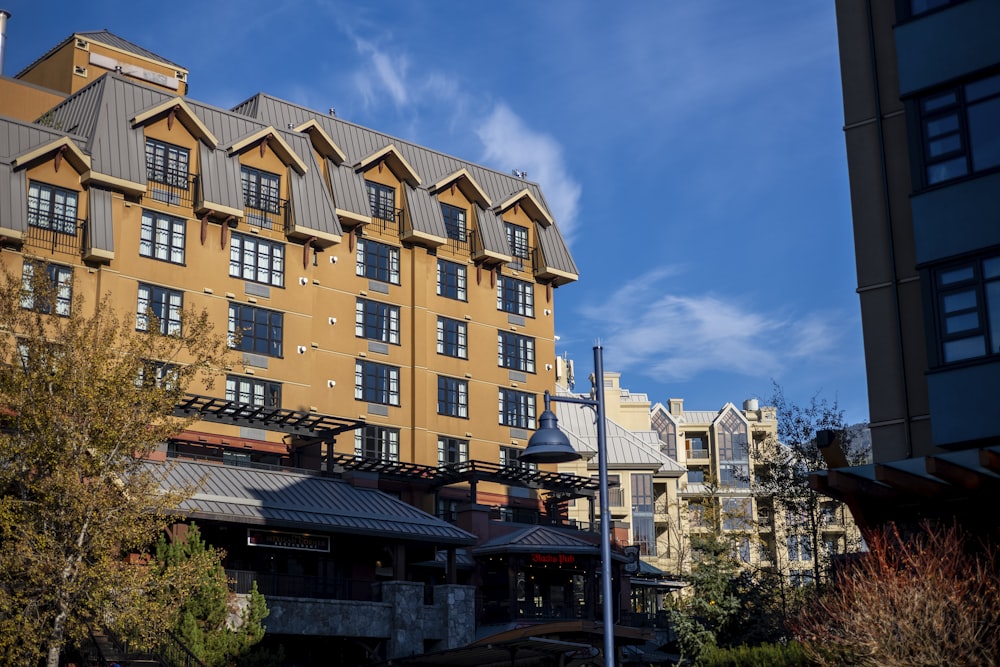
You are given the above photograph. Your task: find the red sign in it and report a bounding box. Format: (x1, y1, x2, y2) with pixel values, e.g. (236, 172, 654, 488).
(530, 553, 576, 566)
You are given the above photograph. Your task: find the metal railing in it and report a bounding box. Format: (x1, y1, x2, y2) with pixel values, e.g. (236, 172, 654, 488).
(686, 446, 709, 459)
(25, 215, 83, 254)
(145, 173, 196, 208)
(243, 198, 288, 231)
(370, 205, 403, 236)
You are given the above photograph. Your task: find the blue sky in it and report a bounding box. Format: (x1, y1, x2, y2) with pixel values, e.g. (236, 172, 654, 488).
(2, 0, 869, 423)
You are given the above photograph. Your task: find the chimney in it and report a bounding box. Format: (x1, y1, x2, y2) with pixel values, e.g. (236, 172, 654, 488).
(0, 10, 10, 77)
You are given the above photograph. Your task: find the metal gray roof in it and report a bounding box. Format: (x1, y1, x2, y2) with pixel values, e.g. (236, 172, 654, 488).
(150, 460, 476, 546)
(234, 93, 578, 277)
(473, 525, 601, 555)
(88, 187, 115, 255)
(554, 388, 685, 474)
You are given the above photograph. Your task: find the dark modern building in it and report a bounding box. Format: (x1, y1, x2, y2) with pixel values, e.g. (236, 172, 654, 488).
(819, 0, 1000, 532)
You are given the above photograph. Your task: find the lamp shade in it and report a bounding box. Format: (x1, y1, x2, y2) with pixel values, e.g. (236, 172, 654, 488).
(521, 409, 581, 464)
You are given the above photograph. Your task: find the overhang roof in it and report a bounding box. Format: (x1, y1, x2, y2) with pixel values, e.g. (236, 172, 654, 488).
(150, 459, 477, 545)
(473, 525, 627, 561)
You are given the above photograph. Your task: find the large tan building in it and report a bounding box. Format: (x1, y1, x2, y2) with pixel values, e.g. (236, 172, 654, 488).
(823, 0, 1000, 531)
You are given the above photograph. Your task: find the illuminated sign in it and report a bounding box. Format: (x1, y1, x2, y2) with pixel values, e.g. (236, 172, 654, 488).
(530, 553, 577, 566)
(247, 528, 330, 552)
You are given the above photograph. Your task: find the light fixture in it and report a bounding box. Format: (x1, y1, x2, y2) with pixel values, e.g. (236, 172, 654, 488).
(520, 345, 614, 667)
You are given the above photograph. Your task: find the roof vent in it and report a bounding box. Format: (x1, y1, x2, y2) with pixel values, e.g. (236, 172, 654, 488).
(75, 37, 89, 50)
(73, 65, 88, 77)
(175, 71, 187, 82)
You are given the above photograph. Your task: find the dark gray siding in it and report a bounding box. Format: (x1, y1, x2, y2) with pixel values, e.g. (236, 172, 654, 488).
(87, 186, 115, 255)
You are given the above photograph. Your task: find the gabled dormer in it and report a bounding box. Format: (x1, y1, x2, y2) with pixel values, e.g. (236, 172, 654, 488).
(352, 145, 420, 242)
(429, 168, 491, 252)
(227, 127, 307, 233)
(8, 136, 100, 259)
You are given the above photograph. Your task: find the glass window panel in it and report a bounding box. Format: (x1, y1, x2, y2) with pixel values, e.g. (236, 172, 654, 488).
(945, 312, 979, 334)
(940, 266, 975, 285)
(925, 114, 959, 138)
(927, 156, 968, 184)
(942, 289, 977, 313)
(968, 97, 1000, 172)
(928, 134, 962, 158)
(943, 336, 986, 362)
(987, 281, 1000, 354)
(983, 257, 1000, 280)
(966, 74, 1000, 102)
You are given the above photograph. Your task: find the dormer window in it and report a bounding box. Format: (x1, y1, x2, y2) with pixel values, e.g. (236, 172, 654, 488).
(28, 182, 79, 235)
(366, 180, 397, 227)
(441, 203, 467, 242)
(241, 166, 282, 229)
(145, 138, 190, 189)
(505, 222, 530, 269)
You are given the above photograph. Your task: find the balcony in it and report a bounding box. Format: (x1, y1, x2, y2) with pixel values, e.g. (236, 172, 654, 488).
(507, 244, 534, 272)
(686, 446, 709, 460)
(145, 173, 196, 209)
(371, 205, 403, 236)
(243, 198, 288, 231)
(25, 213, 83, 255)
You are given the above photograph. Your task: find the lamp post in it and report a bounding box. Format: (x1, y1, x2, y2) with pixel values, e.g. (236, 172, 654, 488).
(520, 345, 614, 667)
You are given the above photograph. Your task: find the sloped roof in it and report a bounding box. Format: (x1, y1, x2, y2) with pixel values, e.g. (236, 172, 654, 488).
(16, 30, 185, 80)
(554, 387, 685, 474)
(473, 525, 601, 556)
(150, 460, 476, 546)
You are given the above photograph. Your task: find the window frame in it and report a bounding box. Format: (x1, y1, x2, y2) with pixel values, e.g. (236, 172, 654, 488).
(437, 376, 469, 419)
(438, 436, 469, 465)
(145, 137, 190, 189)
(355, 360, 400, 406)
(229, 232, 284, 287)
(27, 181, 79, 235)
(20, 261, 73, 317)
(505, 222, 530, 267)
(356, 298, 401, 345)
(356, 238, 401, 285)
(497, 331, 536, 373)
(436, 317, 468, 359)
(240, 165, 282, 227)
(436, 259, 467, 301)
(225, 374, 282, 410)
(228, 303, 283, 357)
(366, 180, 397, 224)
(136, 283, 183, 335)
(441, 203, 467, 242)
(498, 388, 536, 429)
(932, 254, 1000, 364)
(355, 424, 400, 462)
(497, 276, 534, 317)
(918, 72, 1000, 187)
(140, 209, 186, 265)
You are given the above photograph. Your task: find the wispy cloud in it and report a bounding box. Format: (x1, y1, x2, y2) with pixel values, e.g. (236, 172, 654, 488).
(352, 38, 410, 109)
(475, 104, 582, 243)
(577, 268, 848, 382)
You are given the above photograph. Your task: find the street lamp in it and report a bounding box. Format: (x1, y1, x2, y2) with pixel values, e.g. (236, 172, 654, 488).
(520, 344, 614, 667)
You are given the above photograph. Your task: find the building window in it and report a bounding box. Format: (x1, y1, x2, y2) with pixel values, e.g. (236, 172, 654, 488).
(441, 203, 467, 242)
(145, 138, 190, 188)
(366, 180, 396, 224)
(505, 222, 530, 268)
(356, 238, 400, 284)
(20, 261, 72, 316)
(719, 464, 749, 488)
(789, 569, 815, 588)
(920, 72, 1000, 186)
(228, 303, 283, 357)
(651, 410, 677, 459)
(27, 181, 78, 235)
(933, 254, 1000, 363)
(437, 376, 468, 418)
(497, 276, 534, 317)
(436, 317, 467, 358)
(500, 445, 537, 472)
(136, 360, 179, 389)
(787, 534, 813, 562)
(687, 470, 705, 484)
(436, 260, 467, 301)
(137, 284, 182, 335)
(140, 209, 185, 264)
(722, 497, 752, 531)
(498, 389, 535, 429)
(355, 298, 400, 345)
(909, 0, 963, 19)
(241, 166, 281, 227)
(686, 435, 708, 458)
(355, 360, 400, 406)
(631, 473, 656, 556)
(355, 425, 399, 462)
(498, 331, 535, 373)
(230, 233, 284, 287)
(226, 375, 281, 409)
(438, 436, 468, 465)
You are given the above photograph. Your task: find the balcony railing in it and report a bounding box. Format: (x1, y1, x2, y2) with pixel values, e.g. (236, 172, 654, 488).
(145, 173, 196, 208)
(371, 205, 403, 236)
(226, 569, 378, 602)
(686, 446, 709, 459)
(443, 226, 470, 253)
(243, 198, 288, 231)
(507, 244, 534, 271)
(25, 214, 83, 254)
